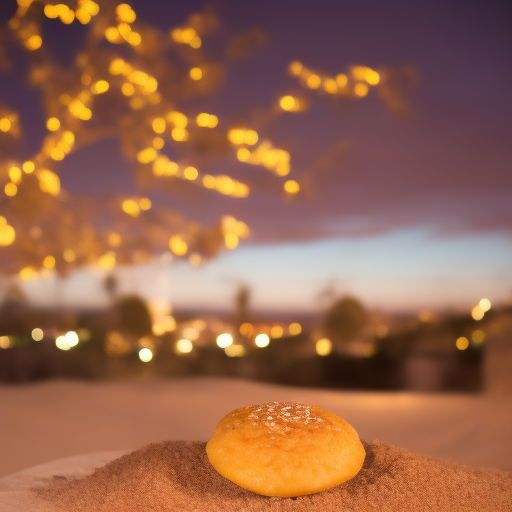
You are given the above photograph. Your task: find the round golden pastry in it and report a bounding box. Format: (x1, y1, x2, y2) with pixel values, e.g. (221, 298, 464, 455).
(206, 401, 365, 497)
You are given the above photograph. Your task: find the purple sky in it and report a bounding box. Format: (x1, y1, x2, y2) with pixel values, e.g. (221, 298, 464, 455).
(2, 0, 512, 312)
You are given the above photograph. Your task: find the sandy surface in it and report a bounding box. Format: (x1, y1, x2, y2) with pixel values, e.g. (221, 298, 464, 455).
(1, 377, 511, 479)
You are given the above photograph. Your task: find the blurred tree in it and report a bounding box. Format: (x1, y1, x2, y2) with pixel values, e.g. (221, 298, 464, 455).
(324, 296, 367, 350)
(116, 295, 152, 338)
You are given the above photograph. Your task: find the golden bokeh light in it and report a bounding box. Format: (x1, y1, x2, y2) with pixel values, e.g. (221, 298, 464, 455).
(240, 322, 254, 337)
(289, 323, 301, 335)
(23, 161, 35, 173)
(270, 325, 283, 338)
(139, 347, 153, 362)
(284, 180, 300, 194)
(189, 253, 201, 266)
(184, 166, 198, 180)
(471, 305, 484, 321)
(139, 197, 152, 210)
(26, 35, 42, 51)
(152, 117, 166, 133)
(46, 117, 61, 131)
(5, 183, 18, 197)
(9, 166, 22, 184)
(225, 344, 246, 357)
(175, 338, 193, 354)
(43, 255, 56, 268)
(169, 235, 188, 256)
(354, 83, 369, 97)
(91, 80, 109, 94)
(216, 333, 233, 348)
(255, 333, 270, 348)
(479, 298, 491, 312)
(456, 337, 469, 350)
(63, 249, 76, 262)
(306, 74, 321, 89)
(289, 61, 303, 76)
(0, 118, 12, 132)
(31, 328, 44, 342)
(189, 67, 203, 80)
(122, 199, 140, 217)
(108, 233, 122, 246)
(225, 233, 239, 249)
(316, 338, 332, 356)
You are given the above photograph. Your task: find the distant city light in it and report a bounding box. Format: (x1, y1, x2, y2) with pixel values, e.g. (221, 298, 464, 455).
(471, 305, 484, 321)
(0, 336, 10, 349)
(55, 335, 71, 350)
(65, 331, 79, 347)
(456, 337, 469, 350)
(175, 339, 193, 354)
(472, 330, 485, 344)
(479, 298, 491, 312)
(225, 344, 246, 357)
(139, 347, 153, 362)
(289, 323, 302, 335)
(182, 327, 199, 341)
(270, 325, 283, 338)
(316, 338, 332, 356)
(255, 334, 270, 348)
(31, 328, 44, 341)
(216, 333, 233, 348)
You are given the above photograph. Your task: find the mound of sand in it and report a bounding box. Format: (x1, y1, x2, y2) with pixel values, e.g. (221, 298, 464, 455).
(36, 440, 511, 511)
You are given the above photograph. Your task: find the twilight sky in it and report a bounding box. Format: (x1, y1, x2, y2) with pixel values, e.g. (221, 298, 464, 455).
(2, 0, 512, 313)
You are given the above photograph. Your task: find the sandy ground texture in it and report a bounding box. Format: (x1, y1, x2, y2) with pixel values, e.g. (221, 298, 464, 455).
(0, 441, 510, 512)
(1, 376, 512, 480)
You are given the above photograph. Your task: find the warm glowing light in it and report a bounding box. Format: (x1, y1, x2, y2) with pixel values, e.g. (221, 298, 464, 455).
(92, 80, 109, 94)
(19, 266, 37, 281)
(472, 330, 485, 344)
(255, 333, 270, 348)
(456, 337, 469, 350)
(289, 61, 303, 76)
(316, 338, 332, 356)
(169, 235, 188, 256)
(354, 83, 369, 97)
(66, 331, 79, 347)
(175, 338, 193, 354)
(56, 336, 71, 351)
(306, 74, 321, 89)
(26, 35, 42, 51)
(471, 305, 484, 321)
(31, 328, 44, 341)
(216, 333, 233, 348)
(107, 233, 121, 246)
(245, 130, 258, 145)
(23, 161, 35, 173)
(289, 323, 301, 335)
(46, 117, 60, 131)
(280, 95, 299, 111)
(225, 233, 239, 249)
(270, 325, 283, 338)
(43, 255, 55, 268)
(139, 198, 152, 210)
(324, 78, 339, 94)
(240, 322, 254, 337)
(153, 137, 164, 149)
(122, 199, 140, 217)
(227, 129, 245, 145)
(63, 249, 76, 262)
(189, 253, 201, 266)
(98, 251, 116, 270)
(139, 347, 153, 362)
(196, 113, 218, 128)
(225, 344, 246, 357)
(5, 183, 17, 197)
(0, 218, 15, 246)
(419, 311, 433, 322)
(0, 118, 12, 132)
(9, 166, 22, 184)
(479, 298, 491, 312)
(152, 117, 166, 133)
(0, 336, 11, 349)
(184, 166, 198, 180)
(122, 82, 135, 96)
(237, 148, 250, 162)
(284, 180, 300, 194)
(336, 74, 348, 87)
(189, 67, 203, 80)
(37, 169, 60, 195)
(171, 127, 188, 141)
(105, 27, 121, 43)
(137, 147, 157, 163)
